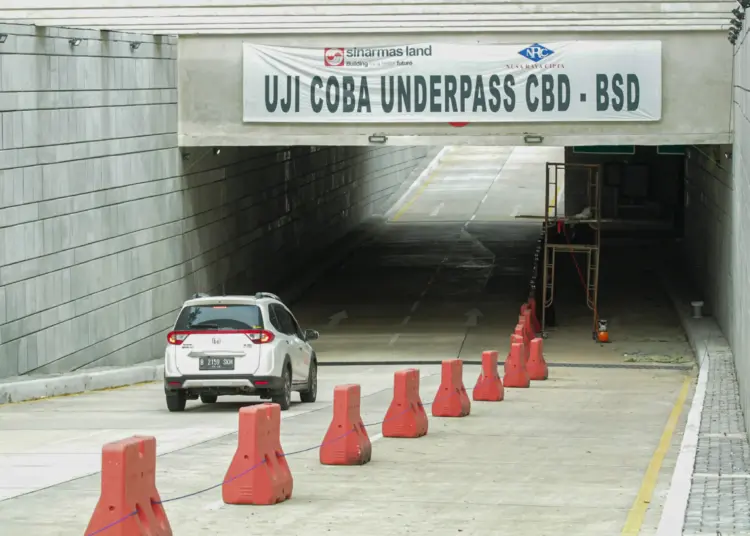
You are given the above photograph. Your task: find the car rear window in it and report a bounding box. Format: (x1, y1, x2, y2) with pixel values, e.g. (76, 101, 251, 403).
(174, 304, 264, 331)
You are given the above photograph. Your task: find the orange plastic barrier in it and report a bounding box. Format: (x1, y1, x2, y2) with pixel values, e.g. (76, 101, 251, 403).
(504, 342, 530, 388)
(85, 436, 172, 536)
(527, 337, 549, 381)
(527, 297, 542, 333)
(473, 350, 505, 402)
(513, 325, 531, 362)
(223, 403, 293, 505)
(519, 312, 534, 341)
(510, 333, 526, 363)
(320, 384, 372, 465)
(432, 359, 471, 417)
(524, 309, 537, 337)
(383, 369, 429, 438)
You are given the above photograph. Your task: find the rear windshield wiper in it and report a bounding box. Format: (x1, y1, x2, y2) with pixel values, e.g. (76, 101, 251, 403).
(188, 323, 220, 330)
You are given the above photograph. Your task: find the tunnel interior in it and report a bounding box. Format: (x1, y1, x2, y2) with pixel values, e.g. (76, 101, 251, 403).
(159, 143, 705, 371)
(275, 143, 702, 371)
(0, 134, 724, 382)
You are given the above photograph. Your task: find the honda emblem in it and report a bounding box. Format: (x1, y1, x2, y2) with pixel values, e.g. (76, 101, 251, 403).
(212, 337, 221, 345)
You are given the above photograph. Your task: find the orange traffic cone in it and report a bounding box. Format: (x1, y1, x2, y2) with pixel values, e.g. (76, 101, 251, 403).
(527, 338, 549, 381)
(504, 342, 530, 388)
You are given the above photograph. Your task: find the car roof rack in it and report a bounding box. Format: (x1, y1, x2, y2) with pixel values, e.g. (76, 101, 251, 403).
(190, 292, 211, 299)
(254, 292, 281, 301)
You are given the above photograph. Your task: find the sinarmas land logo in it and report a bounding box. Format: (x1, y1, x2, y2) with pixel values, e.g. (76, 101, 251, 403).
(324, 48, 345, 66)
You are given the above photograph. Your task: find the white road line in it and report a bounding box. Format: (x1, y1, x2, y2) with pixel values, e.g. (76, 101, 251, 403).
(656, 357, 708, 536)
(370, 433, 384, 443)
(410, 301, 420, 313)
(401, 316, 411, 326)
(429, 202, 444, 217)
(388, 334, 400, 345)
(481, 194, 488, 204)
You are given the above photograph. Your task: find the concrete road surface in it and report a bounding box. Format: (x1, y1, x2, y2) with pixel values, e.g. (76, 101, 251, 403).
(0, 146, 694, 536)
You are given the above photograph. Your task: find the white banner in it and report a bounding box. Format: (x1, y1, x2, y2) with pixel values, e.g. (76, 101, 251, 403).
(242, 41, 661, 123)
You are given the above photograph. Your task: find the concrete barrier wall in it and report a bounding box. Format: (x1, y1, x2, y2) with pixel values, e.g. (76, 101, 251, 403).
(0, 23, 431, 380)
(682, 29, 750, 434)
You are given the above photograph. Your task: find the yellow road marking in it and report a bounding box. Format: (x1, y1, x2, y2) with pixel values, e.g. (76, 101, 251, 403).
(391, 171, 439, 222)
(621, 375, 692, 535)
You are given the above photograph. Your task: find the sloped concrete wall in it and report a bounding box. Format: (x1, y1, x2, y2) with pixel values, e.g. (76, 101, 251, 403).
(0, 23, 430, 379)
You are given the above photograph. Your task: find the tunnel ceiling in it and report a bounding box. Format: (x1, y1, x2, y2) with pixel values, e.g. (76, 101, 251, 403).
(0, 0, 737, 34)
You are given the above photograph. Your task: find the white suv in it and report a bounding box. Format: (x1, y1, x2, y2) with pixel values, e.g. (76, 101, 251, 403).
(163, 292, 319, 412)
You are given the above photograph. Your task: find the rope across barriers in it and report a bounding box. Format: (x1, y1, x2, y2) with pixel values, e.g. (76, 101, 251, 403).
(86, 386, 474, 536)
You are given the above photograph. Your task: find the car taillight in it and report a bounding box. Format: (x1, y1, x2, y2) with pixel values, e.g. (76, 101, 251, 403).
(245, 330, 275, 344)
(167, 331, 189, 345)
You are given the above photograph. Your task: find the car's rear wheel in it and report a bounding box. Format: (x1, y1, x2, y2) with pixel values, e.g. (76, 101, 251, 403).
(166, 391, 186, 412)
(300, 360, 317, 403)
(200, 394, 218, 404)
(272, 365, 292, 411)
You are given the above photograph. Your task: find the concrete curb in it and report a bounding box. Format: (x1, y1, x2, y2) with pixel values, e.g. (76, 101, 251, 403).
(656, 275, 714, 536)
(0, 361, 164, 404)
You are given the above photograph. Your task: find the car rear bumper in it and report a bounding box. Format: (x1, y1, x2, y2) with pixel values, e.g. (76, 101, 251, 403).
(164, 375, 283, 392)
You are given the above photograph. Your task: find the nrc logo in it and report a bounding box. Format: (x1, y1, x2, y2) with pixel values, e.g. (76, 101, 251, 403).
(518, 43, 554, 63)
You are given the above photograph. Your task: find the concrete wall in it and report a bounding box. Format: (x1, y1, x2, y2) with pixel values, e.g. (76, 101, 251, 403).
(178, 32, 732, 147)
(681, 28, 749, 432)
(0, 23, 431, 380)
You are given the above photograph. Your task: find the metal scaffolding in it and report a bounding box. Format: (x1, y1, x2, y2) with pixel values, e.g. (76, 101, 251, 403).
(541, 162, 602, 339)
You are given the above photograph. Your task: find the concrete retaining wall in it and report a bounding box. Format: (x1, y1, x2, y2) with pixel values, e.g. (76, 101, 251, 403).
(0, 23, 432, 380)
(682, 30, 750, 434)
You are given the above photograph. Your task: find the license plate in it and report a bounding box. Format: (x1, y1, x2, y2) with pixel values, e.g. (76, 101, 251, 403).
(199, 357, 235, 371)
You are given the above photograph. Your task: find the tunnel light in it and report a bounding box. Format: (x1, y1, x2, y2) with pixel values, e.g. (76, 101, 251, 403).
(523, 134, 544, 144)
(213, 148, 221, 155)
(0, 34, 7, 44)
(130, 41, 141, 51)
(368, 134, 387, 144)
(69, 38, 82, 47)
